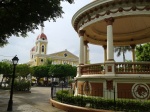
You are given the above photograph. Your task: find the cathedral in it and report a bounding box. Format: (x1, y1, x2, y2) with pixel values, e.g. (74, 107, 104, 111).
(28, 28, 79, 66)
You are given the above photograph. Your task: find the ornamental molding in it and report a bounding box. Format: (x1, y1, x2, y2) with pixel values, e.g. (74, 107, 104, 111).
(83, 81, 92, 96)
(72, 0, 150, 31)
(132, 83, 150, 100)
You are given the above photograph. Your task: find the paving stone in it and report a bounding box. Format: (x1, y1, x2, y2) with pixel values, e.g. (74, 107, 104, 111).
(0, 87, 65, 112)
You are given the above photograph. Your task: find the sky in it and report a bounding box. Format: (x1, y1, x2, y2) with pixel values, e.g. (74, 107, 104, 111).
(0, 0, 132, 64)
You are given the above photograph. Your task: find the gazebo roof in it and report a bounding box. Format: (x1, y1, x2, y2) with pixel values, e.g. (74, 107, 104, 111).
(72, 0, 150, 46)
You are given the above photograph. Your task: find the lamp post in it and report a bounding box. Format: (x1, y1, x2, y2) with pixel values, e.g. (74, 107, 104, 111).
(7, 55, 19, 111)
(60, 80, 64, 91)
(51, 75, 54, 99)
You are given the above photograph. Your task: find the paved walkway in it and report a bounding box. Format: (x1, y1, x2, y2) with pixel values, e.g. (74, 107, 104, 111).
(0, 87, 65, 112)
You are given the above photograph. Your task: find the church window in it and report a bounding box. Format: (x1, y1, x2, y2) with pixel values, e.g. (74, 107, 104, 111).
(42, 38, 45, 40)
(35, 59, 36, 62)
(64, 53, 67, 57)
(32, 55, 33, 59)
(42, 45, 44, 52)
(41, 59, 43, 62)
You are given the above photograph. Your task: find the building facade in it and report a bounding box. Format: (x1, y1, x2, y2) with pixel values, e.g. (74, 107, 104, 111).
(28, 29, 79, 66)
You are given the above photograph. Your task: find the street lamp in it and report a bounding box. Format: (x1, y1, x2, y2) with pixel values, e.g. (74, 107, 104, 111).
(51, 74, 54, 99)
(7, 55, 19, 111)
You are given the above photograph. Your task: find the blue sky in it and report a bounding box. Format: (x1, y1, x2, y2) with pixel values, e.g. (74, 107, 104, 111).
(0, 0, 132, 64)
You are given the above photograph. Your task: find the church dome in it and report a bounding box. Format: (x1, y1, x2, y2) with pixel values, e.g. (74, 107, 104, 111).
(31, 46, 35, 52)
(37, 33, 47, 40)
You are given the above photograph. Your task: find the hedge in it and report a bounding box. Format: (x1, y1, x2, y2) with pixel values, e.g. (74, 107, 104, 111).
(56, 90, 150, 111)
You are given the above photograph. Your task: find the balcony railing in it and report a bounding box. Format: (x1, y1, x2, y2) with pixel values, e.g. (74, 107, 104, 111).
(115, 62, 150, 74)
(80, 62, 150, 75)
(81, 63, 104, 75)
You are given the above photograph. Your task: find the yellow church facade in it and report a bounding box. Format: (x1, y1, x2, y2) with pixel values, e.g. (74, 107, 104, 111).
(28, 30, 79, 66)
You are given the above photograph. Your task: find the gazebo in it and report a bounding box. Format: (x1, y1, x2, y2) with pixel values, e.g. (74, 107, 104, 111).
(72, 0, 150, 100)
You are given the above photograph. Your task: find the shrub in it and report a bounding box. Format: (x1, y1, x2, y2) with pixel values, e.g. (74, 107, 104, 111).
(14, 80, 31, 91)
(56, 90, 150, 111)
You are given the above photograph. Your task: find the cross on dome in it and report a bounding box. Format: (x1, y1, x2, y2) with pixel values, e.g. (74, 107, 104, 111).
(36, 24, 47, 40)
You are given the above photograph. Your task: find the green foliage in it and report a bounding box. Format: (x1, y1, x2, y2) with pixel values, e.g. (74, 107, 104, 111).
(16, 64, 30, 78)
(0, 0, 74, 46)
(136, 43, 150, 61)
(0, 61, 12, 77)
(49, 64, 77, 78)
(114, 46, 132, 62)
(31, 65, 49, 78)
(56, 90, 150, 111)
(43, 58, 52, 66)
(56, 90, 86, 106)
(14, 80, 31, 91)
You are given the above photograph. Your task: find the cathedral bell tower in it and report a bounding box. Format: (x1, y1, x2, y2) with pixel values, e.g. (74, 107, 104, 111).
(34, 26, 48, 66)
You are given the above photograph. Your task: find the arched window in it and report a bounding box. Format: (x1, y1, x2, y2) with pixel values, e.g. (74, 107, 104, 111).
(42, 45, 44, 52)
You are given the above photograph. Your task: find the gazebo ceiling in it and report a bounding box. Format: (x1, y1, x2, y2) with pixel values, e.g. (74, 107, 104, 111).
(72, 0, 150, 46)
(84, 15, 150, 46)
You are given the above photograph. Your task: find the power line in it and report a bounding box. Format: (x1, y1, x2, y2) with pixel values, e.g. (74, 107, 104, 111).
(0, 55, 14, 58)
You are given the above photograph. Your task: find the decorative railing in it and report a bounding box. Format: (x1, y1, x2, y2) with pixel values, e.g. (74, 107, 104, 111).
(115, 62, 150, 74)
(80, 62, 150, 75)
(81, 63, 104, 75)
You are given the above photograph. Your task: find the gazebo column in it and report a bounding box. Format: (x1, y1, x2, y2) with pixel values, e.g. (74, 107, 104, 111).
(79, 30, 85, 65)
(76, 30, 85, 77)
(131, 44, 136, 62)
(84, 41, 88, 64)
(104, 17, 115, 76)
(106, 18, 114, 61)
(103, 45, 107, 62)
(87, 47, 90, 64)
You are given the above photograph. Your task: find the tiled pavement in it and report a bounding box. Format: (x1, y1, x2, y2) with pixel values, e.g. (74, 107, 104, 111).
(0, 87, 65, 112)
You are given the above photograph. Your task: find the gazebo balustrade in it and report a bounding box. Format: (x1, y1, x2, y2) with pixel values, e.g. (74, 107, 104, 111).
(79, 62, 150, 76)
(81, 63, 104, 75)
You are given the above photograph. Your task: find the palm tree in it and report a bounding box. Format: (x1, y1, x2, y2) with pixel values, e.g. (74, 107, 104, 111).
(114, 46, 132, 62)
(44, 58, 52, 66)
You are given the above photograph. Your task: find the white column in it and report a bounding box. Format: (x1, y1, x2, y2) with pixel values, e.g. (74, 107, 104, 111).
(131, 45, 136, 62)
(87, 47, 90, 64)
(79, 30, 85, 65)
(103, 45, 107, 62)
(84, 41, 88, 64)
(104, 18, 115, 76)
(105, 18, 114, 61)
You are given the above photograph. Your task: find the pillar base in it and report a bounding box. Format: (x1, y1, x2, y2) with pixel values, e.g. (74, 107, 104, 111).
(105, 60, 115, 76)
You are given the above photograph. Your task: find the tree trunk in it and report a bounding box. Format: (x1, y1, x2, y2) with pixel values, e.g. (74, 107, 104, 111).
(0, 75, 4, 87)
(123, 52, 126, 62)
(46, 77, 48, 86)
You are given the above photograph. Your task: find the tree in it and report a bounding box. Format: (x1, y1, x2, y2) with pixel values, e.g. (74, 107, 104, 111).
(31, 65, 49, 86)
(0, 0, 74, 46)
(114, 46, 132, 62)
(0, 61, 12, 87)
(44, 58, 52, 66)
(49, 64, 77, 84)
(16, 64, 30, 78)
(136, 43, 150, 61)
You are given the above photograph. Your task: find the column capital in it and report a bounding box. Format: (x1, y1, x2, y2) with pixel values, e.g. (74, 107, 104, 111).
(102, 45, 107, 49)
(84, 40, 89, 46)
(105, 17, 114, 25)
(130, 44, 136, 49)
(78, 30, 85, 37)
